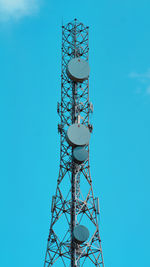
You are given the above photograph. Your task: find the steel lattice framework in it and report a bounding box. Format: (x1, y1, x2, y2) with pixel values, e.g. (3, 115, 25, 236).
(44, 19, 104, 267)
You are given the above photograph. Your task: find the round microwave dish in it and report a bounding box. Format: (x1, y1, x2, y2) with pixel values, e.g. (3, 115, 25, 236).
(73, 225, 89, 244)
(73, 146, 88, 164)
(66, 123, 90, 147)
(67, 57, 90, 83)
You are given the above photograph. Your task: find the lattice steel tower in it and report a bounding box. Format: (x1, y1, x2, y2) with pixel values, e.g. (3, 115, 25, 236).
(44, 19, 104, 266)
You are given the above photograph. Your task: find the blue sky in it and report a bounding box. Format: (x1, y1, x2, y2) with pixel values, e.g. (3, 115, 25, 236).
(0, 0, 150, 266)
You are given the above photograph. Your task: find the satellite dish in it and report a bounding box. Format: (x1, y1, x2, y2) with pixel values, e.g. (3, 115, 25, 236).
(67, 57, 90, 83)
(73, 147, 88, 164)
(66, 123, 90, 147)
(73, 225, 89, 244)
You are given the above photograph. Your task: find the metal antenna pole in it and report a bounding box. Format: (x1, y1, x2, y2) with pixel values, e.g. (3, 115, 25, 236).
(71, 20, 77, 267)
(44, 19, 105, 267)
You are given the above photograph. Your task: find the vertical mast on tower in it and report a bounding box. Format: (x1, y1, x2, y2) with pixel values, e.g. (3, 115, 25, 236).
(44, 19, 105, 267)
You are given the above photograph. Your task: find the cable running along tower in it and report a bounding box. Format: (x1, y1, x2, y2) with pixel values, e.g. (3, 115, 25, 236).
(44, 19, 104, 266)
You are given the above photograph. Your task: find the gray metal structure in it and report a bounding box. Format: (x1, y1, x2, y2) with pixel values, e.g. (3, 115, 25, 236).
(44, 19, 104, 267)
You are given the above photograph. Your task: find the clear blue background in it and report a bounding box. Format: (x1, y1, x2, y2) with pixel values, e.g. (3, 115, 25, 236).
(0, 0, 150, 266)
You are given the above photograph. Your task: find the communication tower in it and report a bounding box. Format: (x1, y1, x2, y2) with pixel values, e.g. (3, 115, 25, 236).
(44, 19, 105, 266)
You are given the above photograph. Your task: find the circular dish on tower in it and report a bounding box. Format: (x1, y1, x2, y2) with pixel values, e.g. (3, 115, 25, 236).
(73, 147, 88, 164)
(73, 225, 89, 244)
(67, 57, 90, 83)
(66, 123, 90, 147)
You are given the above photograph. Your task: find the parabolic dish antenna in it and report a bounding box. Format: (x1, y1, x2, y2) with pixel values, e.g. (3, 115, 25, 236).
(66, 123, 90, 147)
(73, 225, 89, 244)
(73, 146, 88, 164)
(67, 57, 90, 83)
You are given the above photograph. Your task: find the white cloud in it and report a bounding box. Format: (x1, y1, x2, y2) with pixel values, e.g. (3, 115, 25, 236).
(129, 68, 150, 96)
(129, 69, 150, 79)
(0, 0, 40, 21)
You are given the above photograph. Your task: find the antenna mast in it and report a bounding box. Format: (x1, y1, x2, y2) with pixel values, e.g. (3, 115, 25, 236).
(44, 19, 105, 267)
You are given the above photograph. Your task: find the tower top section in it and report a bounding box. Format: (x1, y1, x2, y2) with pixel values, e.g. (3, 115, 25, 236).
(62, 18, 89, 28)
(61, 18, 89, 61)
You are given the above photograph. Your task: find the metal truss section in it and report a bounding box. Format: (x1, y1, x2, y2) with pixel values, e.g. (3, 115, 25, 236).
(44, 19, 104, 267)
